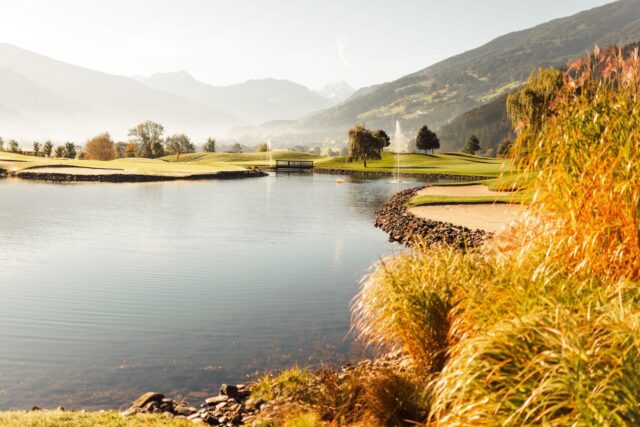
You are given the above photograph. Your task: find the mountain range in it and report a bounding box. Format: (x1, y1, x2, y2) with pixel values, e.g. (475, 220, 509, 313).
(298, 0, 640, 138)
(0, 44, 345, 142)
(1, 0, 639, 145)
(136, 72, 336, 125)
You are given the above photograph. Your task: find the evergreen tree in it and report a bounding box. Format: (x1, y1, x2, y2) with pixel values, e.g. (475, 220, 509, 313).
(416, 125, 440, 154)
(462, 135, 481, 155)
(203, 137, 216, 153)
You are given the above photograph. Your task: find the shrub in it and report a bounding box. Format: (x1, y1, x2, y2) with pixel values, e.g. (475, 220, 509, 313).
(349, 47, 640, 425)
(84, 133, 116, 160)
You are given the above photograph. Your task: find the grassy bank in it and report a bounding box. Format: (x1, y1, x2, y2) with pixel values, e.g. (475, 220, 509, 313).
(0, 152, 246, 178)
(0, 411, 191, 427)
(407, 192, 526, 207)
(314, 152, 512, 177)
(0, 150, 512, 180)
(164, 151, 512, 177)
(248, 48, 640, 426)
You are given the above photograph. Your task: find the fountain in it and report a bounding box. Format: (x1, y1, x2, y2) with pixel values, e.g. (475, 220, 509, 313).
(391, 120, 406, 183)
(266, 138, 273, 168)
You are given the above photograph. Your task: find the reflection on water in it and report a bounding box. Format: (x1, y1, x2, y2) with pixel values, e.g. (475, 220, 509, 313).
(0, 174, 433, 409)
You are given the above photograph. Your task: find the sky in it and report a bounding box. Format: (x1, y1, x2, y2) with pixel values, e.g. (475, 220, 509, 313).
(0, 0, 615, 90)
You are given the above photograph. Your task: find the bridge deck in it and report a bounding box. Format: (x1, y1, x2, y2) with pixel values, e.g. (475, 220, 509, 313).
(274, 160, 314, 170)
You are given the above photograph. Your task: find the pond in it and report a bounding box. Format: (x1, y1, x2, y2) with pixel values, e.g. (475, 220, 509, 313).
(0, 173, 433, 409)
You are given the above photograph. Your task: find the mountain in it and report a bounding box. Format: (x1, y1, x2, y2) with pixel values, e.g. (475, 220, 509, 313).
(300, 0, 640, 135)
(137, 72, 332, 125)
(437, 94, 513, 153)
(314, 81, 356, 104)
(0, 43, 241, 141)
(437, 40, 640, 154)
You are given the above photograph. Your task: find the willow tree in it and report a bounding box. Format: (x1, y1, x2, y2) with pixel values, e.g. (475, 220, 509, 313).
(506, 68, 563, 132)
(506, 68, 563, 160)
(348, 125, 389, 167)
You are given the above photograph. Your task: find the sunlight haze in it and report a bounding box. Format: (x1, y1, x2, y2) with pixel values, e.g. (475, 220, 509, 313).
(0, 0, 615, 89)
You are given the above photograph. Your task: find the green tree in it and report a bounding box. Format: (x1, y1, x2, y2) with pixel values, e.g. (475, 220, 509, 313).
(8, 140, 20, 153)
(42, 140, 53, 157)
(114, 142, 127, 159)
(256, 143, 269, 152)
(32, 141, 41, 157)
(164, 133, 195, 155)
(506, 68, 563, 132)
(54, 145, 65, 158)
(128, 120, 164, 158)
(416, 125, 440, 154)
(203, 137, 216, 153)
(462, 135, 481, 155)
(64, 142, 77, 159)
(348, 124, 389, 167)
(497, 139, 513, 157)
(229, 143, 243, 153)
(0, 137, 4, 151)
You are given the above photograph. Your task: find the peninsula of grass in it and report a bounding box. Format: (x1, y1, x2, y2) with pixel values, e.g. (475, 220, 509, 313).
(314, 152, 512, 177)
(0, 152, 255, 181)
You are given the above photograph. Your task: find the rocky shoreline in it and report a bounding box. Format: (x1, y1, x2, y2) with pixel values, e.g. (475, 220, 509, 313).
(374, 186, 487, 248)
(18, 352, 411, 426)
(11, 168, 267, 183)
(313, 167, 492, 181)
(120, 383, 260, 425)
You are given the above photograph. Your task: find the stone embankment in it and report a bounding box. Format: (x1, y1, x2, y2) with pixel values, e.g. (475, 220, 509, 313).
(313, 168, 491, 181)
(374, 187, 486, 248)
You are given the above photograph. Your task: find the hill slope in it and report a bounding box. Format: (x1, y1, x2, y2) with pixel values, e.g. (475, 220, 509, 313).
(138, 72, 331, 125)
(300, 0, 640, 134)
(0, 44, 241, 141)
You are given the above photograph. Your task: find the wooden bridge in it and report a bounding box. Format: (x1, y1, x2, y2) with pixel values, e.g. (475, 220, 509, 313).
(274, 160, 314, 171)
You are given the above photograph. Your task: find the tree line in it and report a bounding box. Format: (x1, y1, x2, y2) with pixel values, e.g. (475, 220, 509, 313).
(0, 121, 218, 161)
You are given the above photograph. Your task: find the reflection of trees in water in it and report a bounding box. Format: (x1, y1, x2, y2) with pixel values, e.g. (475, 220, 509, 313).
(345, 178, 426, 221)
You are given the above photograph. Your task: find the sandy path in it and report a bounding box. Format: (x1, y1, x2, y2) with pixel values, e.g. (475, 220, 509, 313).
(416, 184, 507, 197)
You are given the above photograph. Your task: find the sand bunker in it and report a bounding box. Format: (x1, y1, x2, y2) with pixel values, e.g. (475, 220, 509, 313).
(410, 184, 522, 233)
(409, 204, 522, 233)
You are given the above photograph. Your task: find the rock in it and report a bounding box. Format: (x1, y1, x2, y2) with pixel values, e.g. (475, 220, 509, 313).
(55, 406, 65, 411)
(220, 384, 238, 398)
(30, 406, 41, 411)
(245, 398, 264, 410)
(129, 392, 165, 409)
(175, 405, 197, 416)
(163, 411, 174, 418)
(205, 395, 229, 405)
(187, 413, 201, 420)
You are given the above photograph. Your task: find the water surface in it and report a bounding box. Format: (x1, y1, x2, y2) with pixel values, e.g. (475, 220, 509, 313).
(0, 174, 427, 409)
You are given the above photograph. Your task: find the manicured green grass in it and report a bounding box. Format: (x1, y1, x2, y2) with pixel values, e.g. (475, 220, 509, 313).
(161, 151, 320, 168)
(0, 411, 191, 427)
(407, 193, 528, 207)
(0, 152, 244, 177)
(315, 152, 512, 177)
(0, 150, 513, 179)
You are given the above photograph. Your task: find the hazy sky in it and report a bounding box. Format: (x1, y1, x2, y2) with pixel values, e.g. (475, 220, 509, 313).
(0, 0, 615, 90)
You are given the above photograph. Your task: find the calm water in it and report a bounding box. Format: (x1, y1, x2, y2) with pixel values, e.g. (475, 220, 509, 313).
(0, 173, 426, 410)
